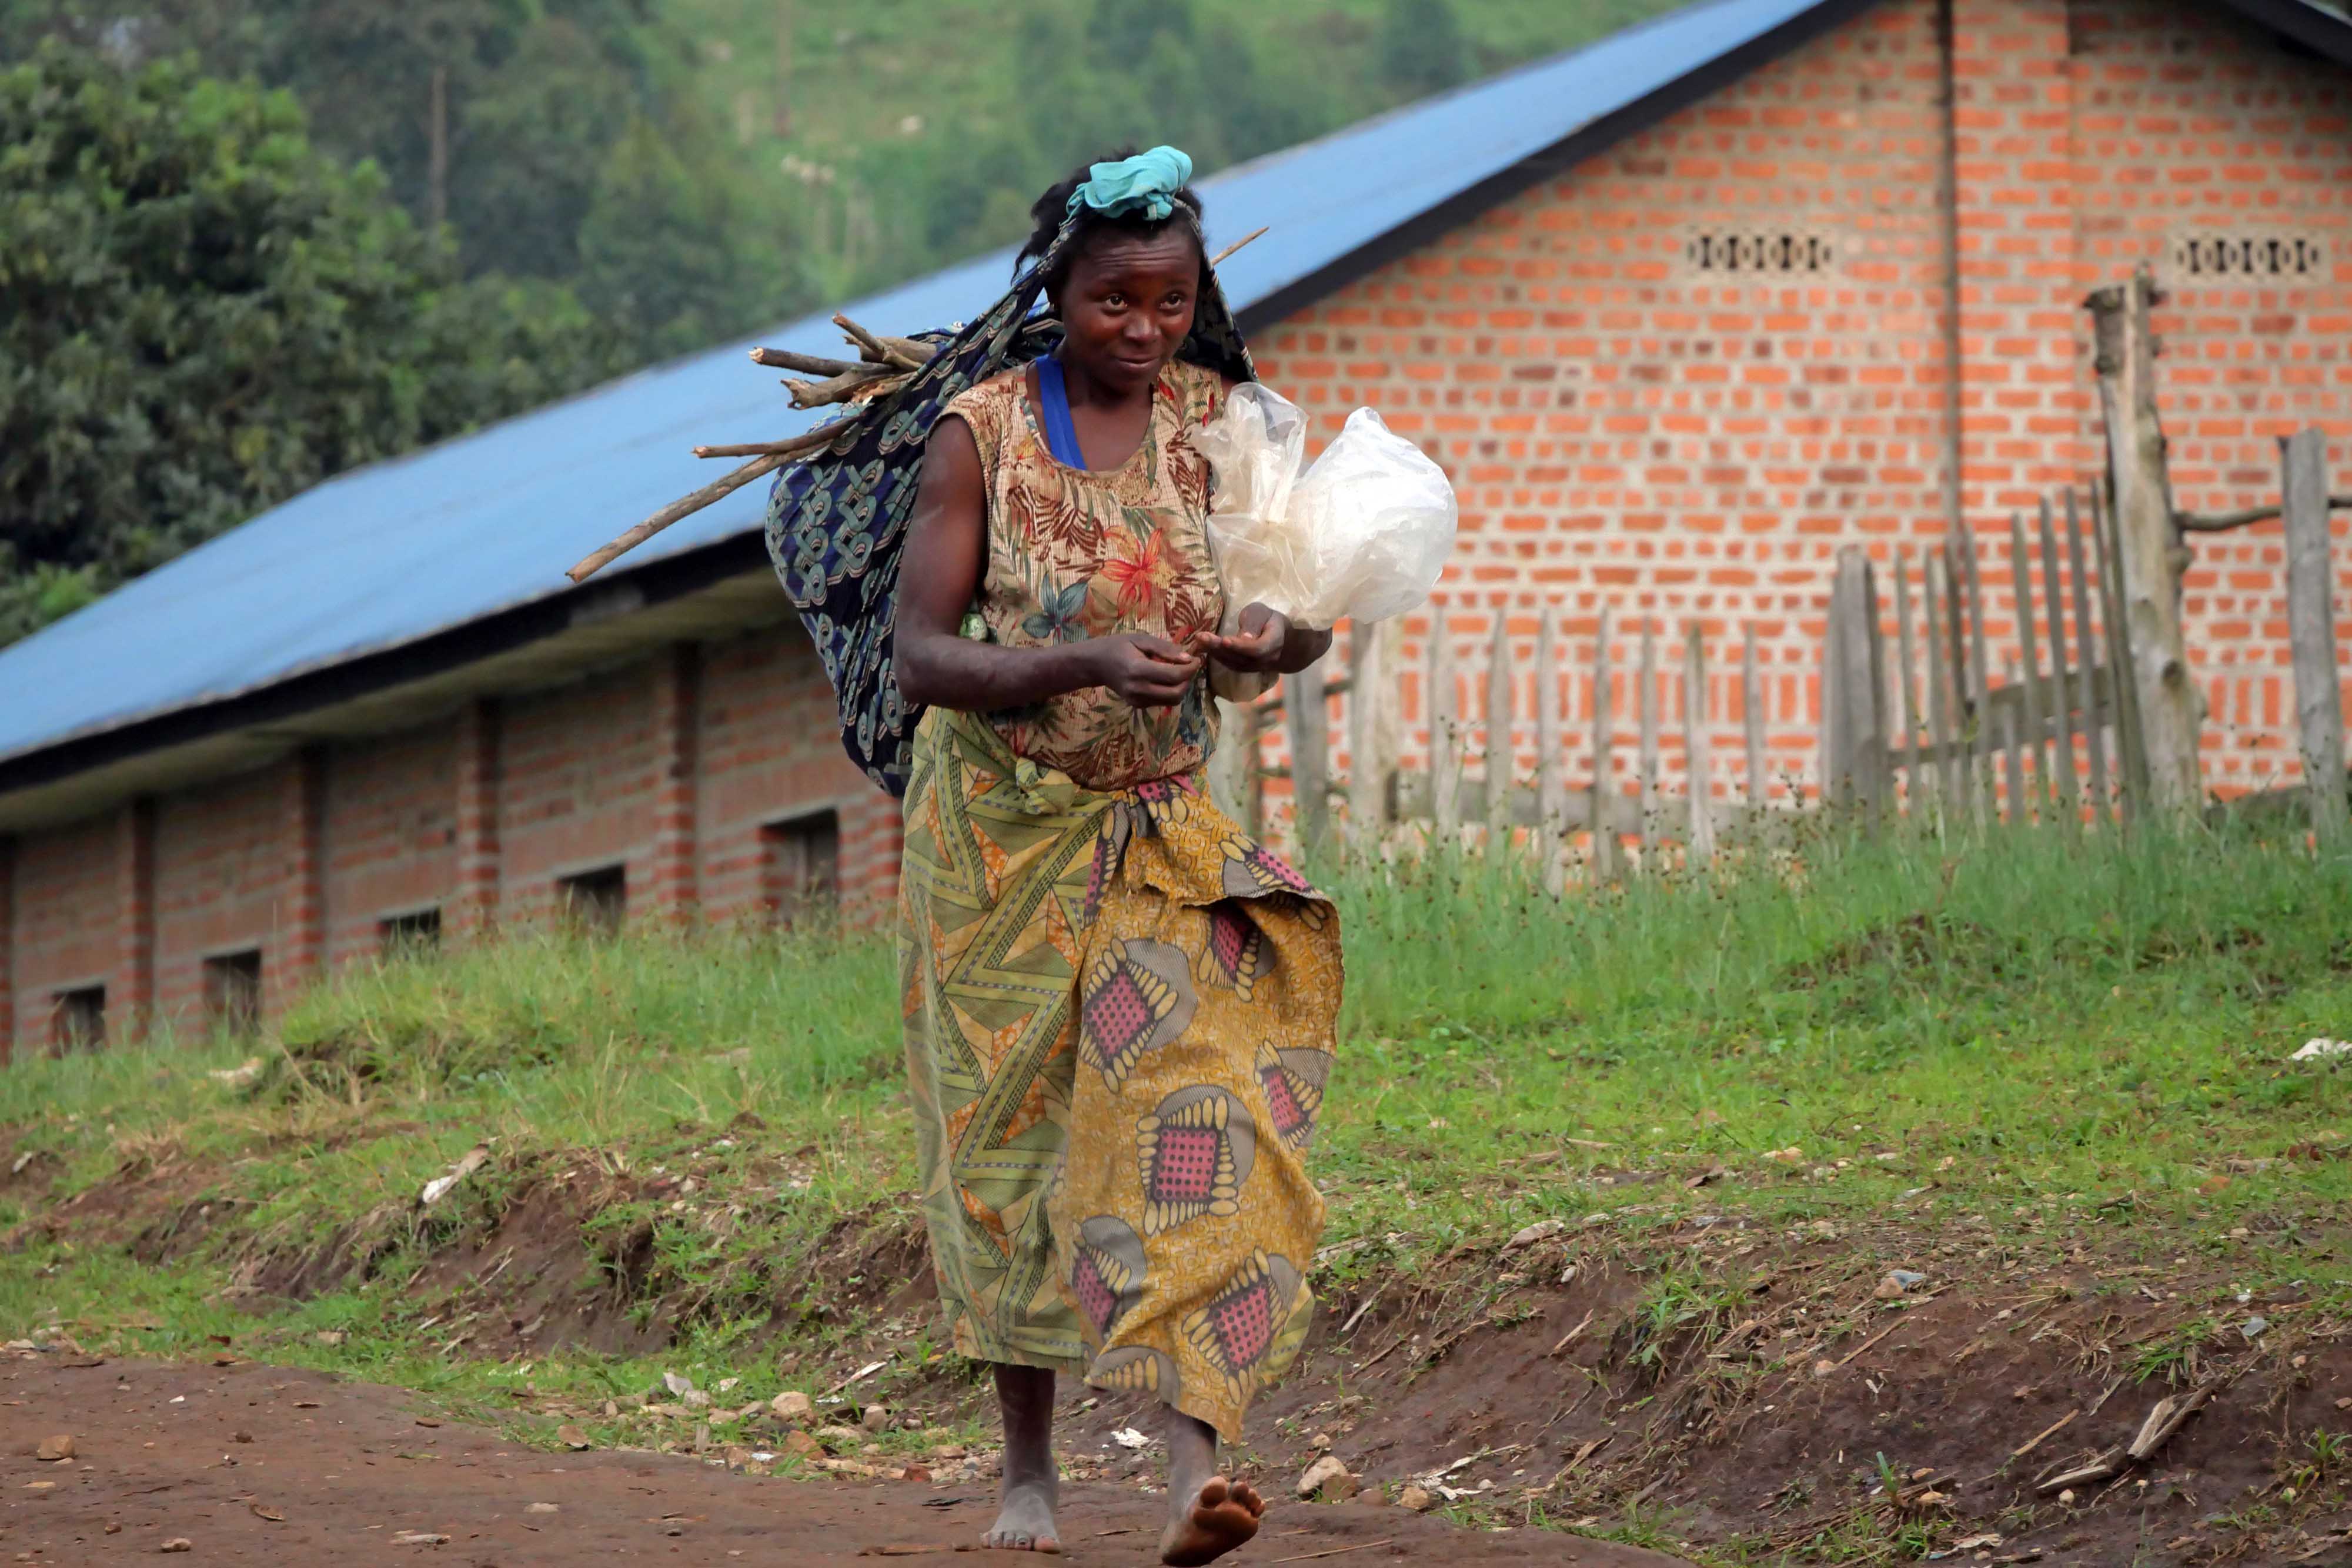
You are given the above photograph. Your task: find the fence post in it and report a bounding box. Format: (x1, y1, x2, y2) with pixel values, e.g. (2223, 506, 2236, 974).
(2087, 268, 2203, 815)
(1826, 547, 1882, 813)
(2282, 429, 2348, 846)
(1209, 697, 1251, 825)
(2039, 499, 2079, 820)
(1431, 606, 1459, 837)
(1925, 550, 1960, 814)
(1536, 606, 1565, 892)
(1284, 658, 1329, 858)
(2007, 514, 2049, 814)
(1683, 622, 1716, 860)
(1591, 607, 1618, 881)
(2064, 490, 2112, 821)
(1485, 613, 1514, 847)
(1347, 619, 1394, 854)
(1638, 619, 1661, 860)
(1893, 550, 1923, 814)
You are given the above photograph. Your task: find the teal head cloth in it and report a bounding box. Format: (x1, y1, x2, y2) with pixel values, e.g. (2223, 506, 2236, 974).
(1067, 145, 1195, 222)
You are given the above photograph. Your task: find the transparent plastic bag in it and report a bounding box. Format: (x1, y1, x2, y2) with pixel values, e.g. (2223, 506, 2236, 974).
(1195, 383, 1457, 635)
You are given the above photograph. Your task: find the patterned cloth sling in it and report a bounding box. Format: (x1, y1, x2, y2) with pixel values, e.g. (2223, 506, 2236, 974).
(761, 216, 1254, 797)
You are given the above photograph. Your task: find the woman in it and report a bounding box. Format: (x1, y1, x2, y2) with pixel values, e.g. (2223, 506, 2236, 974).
(890, 148, 1341, 1564)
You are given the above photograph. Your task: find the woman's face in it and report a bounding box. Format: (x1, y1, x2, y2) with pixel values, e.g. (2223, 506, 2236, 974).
(1053, 227, 1201, 396)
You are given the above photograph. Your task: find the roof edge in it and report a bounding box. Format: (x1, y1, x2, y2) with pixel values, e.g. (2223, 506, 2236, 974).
(2215, 0, 2352, 68)
(1237, 0, 1877, 335)
(0, 531, 772, 803)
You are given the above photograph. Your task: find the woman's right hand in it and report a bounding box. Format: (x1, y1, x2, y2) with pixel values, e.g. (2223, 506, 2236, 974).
(1088, 633, 1202, 708)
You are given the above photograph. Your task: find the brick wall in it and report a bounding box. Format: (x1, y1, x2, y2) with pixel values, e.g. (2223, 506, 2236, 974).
(1251, 0, 2350, 805)
(0, 627, 897, 1055)
(326, 727, 458, 965)
(1254, 0, 1960, 803)
(9, 817, 118, 1051)
(2066, 0, 2352, 791)
(152, 763, 296, 1033)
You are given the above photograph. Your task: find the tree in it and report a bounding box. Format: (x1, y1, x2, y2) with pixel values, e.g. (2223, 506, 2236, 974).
(0, 40, 613, 644)
(1378, 0, 1472, 101)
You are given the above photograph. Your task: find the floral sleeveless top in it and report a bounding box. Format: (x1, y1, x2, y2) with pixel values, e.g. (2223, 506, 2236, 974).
(945, 358, 1228, 791)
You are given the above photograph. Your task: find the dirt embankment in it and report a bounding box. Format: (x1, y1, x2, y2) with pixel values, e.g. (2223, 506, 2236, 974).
(9, 1135, 2352, 1566)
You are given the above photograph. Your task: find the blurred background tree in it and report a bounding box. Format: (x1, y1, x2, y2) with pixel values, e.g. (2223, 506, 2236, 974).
(0, 0, 1679, 641)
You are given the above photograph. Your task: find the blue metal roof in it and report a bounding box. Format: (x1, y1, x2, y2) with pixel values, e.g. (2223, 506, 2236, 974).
(0, 0, 1842, 770)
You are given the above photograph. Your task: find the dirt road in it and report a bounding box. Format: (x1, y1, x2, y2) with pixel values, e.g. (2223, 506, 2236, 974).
(0, 1357, 1685, 1565)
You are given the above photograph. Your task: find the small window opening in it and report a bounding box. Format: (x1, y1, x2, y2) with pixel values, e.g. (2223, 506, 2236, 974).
(203, 950, 262, 1038)
(559, 864, 626, 936)
(52, 986, 105, 1054)
(761, 811, 840, 926)
(380, 908, 443, 956)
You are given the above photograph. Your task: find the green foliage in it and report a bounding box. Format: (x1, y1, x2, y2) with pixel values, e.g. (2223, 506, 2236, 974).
(0, 0, 1690, 648)
(0, 39, 622, 639)
(1379, 0, 1473, 98)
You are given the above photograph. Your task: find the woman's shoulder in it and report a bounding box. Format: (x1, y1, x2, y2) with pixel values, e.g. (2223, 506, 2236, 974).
(1165, 357, 1234, 425)
(943, 366, 1026, 420)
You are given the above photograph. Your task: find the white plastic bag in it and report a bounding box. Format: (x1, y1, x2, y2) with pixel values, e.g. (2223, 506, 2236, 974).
(1194, 384, 1457, 634)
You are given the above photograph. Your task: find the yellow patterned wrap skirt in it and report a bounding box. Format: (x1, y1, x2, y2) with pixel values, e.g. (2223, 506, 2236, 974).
(898, 707, 1341, 1443)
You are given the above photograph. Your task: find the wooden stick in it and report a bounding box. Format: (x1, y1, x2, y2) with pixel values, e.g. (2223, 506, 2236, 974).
(1590, 607, 1616, 879)
(834, 313, 924, 372)
(750, 345, 864, 377)
(1638, 618, 1659, 860)
(1960, 536, 1996, 824)
(2007, 1409, 2078, 1466)
(1287, 660, 1331, 857)
(690, 427, 840, 459)
(2282, 429, 2348, 845)
(1485, 613, 1514, 847)
(2177, 496, 2352, 531)
(1347, 623, 1387, 854)
(1536, 606, 1565, 893)
(2000, 675, 2026, 822)
(1268, 1541, 1395, 1565)
(1893, 549, 1923, 814)
(567, 446, 797, 583)
(2008, 513, 2049, 811)
(788, 365, 898, 409)
(1209, 226, 1269, 269)
(2092, 477, 2150, 817)
(1683, 621, 1715, 860)
(1431, 606, 1459, 837)
(1940, 540, 1975, 813)
(2040, 497, 2079, 818)
(1925, 551, 1960, 812)
(2067, 490, 2112, 822)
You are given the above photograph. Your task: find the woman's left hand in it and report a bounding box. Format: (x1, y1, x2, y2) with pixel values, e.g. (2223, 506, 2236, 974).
(1200, 603, 1331, 676)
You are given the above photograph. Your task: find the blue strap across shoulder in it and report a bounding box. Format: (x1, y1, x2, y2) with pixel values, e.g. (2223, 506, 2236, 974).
(761, 168, 1253, 797)
(1033, 355, 1088, 470)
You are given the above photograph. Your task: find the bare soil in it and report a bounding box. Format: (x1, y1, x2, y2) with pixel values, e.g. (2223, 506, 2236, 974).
(14, 1139, 2352, 1563)
(0, 1356, 1681, 1566)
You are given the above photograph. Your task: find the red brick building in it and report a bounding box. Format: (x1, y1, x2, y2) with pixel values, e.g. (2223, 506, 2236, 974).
(1, 0, 2346, 1054)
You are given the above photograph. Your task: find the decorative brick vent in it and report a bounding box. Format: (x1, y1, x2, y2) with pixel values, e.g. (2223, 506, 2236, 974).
(1681, 229, 1837, 278)
(2169, 230, 2327, 283)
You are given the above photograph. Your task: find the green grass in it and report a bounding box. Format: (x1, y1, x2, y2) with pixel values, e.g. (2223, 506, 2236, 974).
(0, 813, 2347, 1455)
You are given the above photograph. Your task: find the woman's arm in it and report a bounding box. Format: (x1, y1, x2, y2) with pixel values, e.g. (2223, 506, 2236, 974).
(893, 417, 1201, 711)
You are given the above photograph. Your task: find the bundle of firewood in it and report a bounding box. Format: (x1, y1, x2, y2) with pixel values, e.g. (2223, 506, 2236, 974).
(563, 314, 937, 584)
(563, 228, 1261, 586)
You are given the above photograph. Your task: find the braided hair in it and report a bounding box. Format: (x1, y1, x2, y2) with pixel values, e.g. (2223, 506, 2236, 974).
(1014, 146, 1207, 292)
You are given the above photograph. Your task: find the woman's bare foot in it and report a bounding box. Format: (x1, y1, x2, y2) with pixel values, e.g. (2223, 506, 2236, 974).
(983, 1363, 1061, 1552)
(983, 1475, 1063, 1553)
(1158, 1476, 1265, 1566)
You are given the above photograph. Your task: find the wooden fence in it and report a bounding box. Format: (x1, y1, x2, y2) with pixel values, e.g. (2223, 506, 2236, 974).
(1819, 486, 2142, 828)
(1212, 424, 2346, 866)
